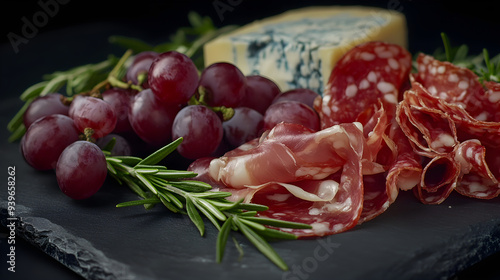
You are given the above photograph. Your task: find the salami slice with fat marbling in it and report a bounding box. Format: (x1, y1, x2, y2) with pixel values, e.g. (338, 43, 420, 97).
(315, 41, 412, 128)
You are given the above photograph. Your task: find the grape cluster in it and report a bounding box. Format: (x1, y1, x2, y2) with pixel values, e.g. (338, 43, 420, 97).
(20, 50, 321, 200)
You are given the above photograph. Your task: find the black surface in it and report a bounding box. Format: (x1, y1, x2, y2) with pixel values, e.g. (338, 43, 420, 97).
(1, 1, 500, 279)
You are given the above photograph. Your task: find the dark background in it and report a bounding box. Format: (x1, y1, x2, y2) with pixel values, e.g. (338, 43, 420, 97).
(1, 0, 500, 101)
(1, 0, 500, 279)
(1, 0, 500, 99)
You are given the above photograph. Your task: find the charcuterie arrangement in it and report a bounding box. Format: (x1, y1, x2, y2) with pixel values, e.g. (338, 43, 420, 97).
(7, 7, 500, 270)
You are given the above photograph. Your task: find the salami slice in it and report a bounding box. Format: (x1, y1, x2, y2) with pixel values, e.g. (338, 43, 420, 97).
(414, 53, 494, 121)
(397, 85, 459, 155)
(454, 140, 499, 199)
(385, 121, 423, 192)
(315, 41, 412, 128)
(483, 81, 500, 122)
(414, 154, 460, 204)
(396, 54, 500, 203)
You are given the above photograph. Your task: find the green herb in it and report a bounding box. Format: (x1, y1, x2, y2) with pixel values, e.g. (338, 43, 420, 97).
(108, 138, 311, 270)
(6, 57, 117, 142)
(434, 33, 500, 82)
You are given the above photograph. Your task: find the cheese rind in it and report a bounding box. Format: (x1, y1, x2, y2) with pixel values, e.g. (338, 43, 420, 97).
(204, 6, 408, 94)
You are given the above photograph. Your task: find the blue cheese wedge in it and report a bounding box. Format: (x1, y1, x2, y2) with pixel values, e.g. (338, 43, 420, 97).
(203, 6, 408, 94)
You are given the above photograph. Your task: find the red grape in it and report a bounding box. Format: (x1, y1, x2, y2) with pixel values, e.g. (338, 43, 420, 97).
(272, 88, 320, 109)
(102, 88, 134, 133)
(198, 62, 246, 108)
(56, 141, 107, 200)
(263, 101, 320, 131)
(240, 75, 281, 114)
(68, 95, 85, 119)
(23, 93, 69, 128)
(223, 107, 264, 148)
(148, 51, 199, 105)
(172, 105, 223, 159)
(71, 96, 117, 139)
(128, 88, 180, 146)
(126, 51, 159, 88)
(22, 114, 80, 170)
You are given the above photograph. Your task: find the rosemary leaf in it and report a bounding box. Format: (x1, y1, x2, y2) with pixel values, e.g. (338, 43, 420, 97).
(168, 180, 212, 192)
(186, 197, 205, 236)
(191, 191, 233, 199)
(243, 216, 313, 229)
(134, 168, 160, 174)
(254, 227, 298, 241)
(154, 170, 197, 179)
(136, 174, 158, 195)
(195, 198, 226, 221)
(19, 81, 49, 101)
(158, 193, 181, 213)
(106, 161, 117, 175)
(7, 99, 32, 132)
(101, 137, 116, 153)
(233, 218, 289, 271)
(190, 198, 222, 231)
(7, 125, 26, 142)
(236, 203, 269, 212)
(238, 217, 267, 232)
(122, 177, 148, 198)
(116, 197, 160, 207)
(216, 216, 233, 262)
(136, 137, 183, 166)
(112, 156, 142, 166)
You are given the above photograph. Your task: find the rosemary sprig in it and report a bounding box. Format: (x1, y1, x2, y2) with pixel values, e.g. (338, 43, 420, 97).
(108, 138, 311, 270)
(6, 57, 117, 142)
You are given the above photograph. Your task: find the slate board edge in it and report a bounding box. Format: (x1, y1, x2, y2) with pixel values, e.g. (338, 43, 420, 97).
(0, 200, 151, 280)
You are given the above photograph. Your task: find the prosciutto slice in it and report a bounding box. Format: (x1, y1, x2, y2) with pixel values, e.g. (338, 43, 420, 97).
(192, 122, 365, 237)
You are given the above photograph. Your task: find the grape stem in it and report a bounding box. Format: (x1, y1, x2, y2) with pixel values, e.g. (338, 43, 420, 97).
(91, 49, 143, 94)
(190, 86, 235, 121)
(83, 128, 96, 143)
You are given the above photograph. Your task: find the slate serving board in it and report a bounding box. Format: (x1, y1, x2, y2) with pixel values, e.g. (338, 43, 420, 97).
(1, 1, 500, 279)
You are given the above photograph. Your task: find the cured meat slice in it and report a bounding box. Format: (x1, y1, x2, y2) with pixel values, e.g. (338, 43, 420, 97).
(413, 154, 460, 204)
(315, 41, 412, 128)
(483, 81, 500, 122)
(414, 53, 497, 121)
(190, 122, 368, 237)
(396, 86, 458, 155)
(208, 123, 361, 188)
(402, 80, 500, 147)
(454, 140, 500, 199)
(385, 121, 422, 192)
(396, 61, 500, 203)
(360, 172, 392, 223)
